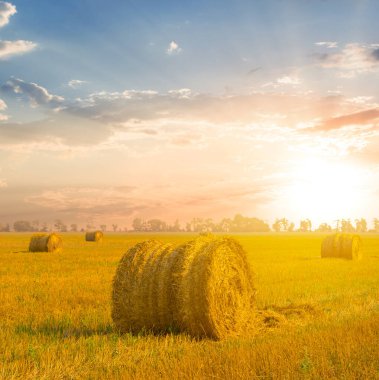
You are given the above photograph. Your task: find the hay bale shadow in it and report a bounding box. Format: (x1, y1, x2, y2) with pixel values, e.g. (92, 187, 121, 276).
(257, 303, 322, 330)
(15, 321, 114, 339)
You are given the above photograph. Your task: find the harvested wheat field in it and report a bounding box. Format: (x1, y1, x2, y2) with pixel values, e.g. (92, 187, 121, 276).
(1, 233, 378, 379)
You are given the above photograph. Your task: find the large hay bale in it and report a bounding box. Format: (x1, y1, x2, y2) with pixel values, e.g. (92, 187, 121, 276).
(112, 235, 255, 339)
(85, 231, 103, 242)
(28, 233, 63, 253)
(321, 233, 362, 260)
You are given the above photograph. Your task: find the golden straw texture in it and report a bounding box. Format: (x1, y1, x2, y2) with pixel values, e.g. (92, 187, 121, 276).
(85, 231, 103, 242)
(321, 233, 362, 260)
(112, 235, 255, 339)
(28, 233, 63, 253)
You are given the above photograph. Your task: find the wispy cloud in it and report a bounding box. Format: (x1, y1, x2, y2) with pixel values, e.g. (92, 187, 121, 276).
(0, 97, 7, 120)
(313, 43, 379, 77)
(166, 40, 182, 55)
(0, 1, 16, 28)
(0, 40, 37, 59)
(262, 75, 301, 88)
(311, 108, 379, 132)
(1, 78, 64, 107)
(315, 41, 338, 49)
(67, 79, 87, 89)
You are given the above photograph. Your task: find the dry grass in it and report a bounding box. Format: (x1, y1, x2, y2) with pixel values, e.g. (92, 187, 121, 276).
(1, 232, 378, 379)
(112, 236, 255, 339)
(28, 233, 63, 253)
(85, 231, 103, 242)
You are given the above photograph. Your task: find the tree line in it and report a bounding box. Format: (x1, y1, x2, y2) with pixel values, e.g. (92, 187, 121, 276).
(1, 215, 379, 233)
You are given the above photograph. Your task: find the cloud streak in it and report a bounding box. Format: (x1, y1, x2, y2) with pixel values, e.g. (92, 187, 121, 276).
(312, 108, 379, 132)
(1, 78, 64, 107)
(0, 40, 37, 59)
(68, 79, 87, 89)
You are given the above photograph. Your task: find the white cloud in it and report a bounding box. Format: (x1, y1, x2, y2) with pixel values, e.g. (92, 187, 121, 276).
(166, 40, 182, 55)
(315, 41, 338, 49)
(1, 78, 64, 107)
(277, 76, 301, 85)
(314, 43, 379, 77)
(68, 79, 87, 89)
(0, 2, 37, 60)
(0, 97, 7, 120)
(0, 1, 16, 28)
(262, 75, 301, 88)
(0, 40, 37, 59)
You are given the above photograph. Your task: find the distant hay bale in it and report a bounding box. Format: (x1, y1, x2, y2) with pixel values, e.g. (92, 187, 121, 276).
(341, 234, 362, 260)
(28, 233, 63, 253)
(112, 235, 255, 340)
(85, 231, 103, 242)
(321, 233, 362, 260)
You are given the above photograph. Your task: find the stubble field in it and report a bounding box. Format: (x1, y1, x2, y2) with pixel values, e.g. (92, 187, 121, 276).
(0, 233, 378, 379)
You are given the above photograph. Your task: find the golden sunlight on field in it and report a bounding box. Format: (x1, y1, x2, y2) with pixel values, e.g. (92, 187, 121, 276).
(0, 233, 378, 379)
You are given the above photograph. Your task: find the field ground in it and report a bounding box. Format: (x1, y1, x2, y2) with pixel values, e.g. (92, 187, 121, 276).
(0, 233, 378, 379)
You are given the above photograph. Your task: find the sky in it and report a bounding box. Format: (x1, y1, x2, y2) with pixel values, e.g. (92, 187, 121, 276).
(0, 0, 378, 229)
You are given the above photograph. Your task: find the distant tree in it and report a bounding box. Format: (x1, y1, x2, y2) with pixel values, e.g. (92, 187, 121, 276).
(316, 223, 332, 232)
(185, 222, 192, 232)
(54, 219, 67, 232)
(70, 223, 78, 232)
(0, 223, 10, 232)
(100, 224, 107, 232)
(112, 224, 118, 232)
(172, 219, 181, 232)
(231, 214, 270, 232)
(272, 218, 289, 232)
(31, 220, 40, 231)
(373, 218, 379, 233)
(272, 219, 281, 232)
(40, 222, 49, 232)
(355, 218, 367, 233)
(147, 219, 167, 232)
(340, 219, 355, 233)
(299, 219, 312, 232)
(132, 218, 144, 231)
(13, 220, 33, 232)
(288, 222, 295, 232)
(218, 218, 232, 232)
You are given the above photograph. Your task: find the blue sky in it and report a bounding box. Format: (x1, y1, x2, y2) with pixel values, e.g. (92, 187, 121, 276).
(0, 0, 379, 228)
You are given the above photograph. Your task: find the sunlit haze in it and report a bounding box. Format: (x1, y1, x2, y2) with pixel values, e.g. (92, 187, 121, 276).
(0, 0, 379, 229)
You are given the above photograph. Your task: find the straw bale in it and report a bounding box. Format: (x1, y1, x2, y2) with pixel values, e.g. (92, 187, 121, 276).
(340, 234, 362, 260)
(85, 231, 103, 242)
(321, 233, 362, 260)
(111, 235, 255, 339)
(28, 233, 63, 253)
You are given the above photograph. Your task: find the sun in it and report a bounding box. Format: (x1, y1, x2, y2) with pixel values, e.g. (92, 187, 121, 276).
(285, 157, 368, 225)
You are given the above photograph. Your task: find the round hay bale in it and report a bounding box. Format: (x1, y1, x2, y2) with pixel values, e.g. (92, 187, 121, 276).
(85, 231, 103, 242)
(321, 235, 334, 258)
(28, 233, 63, 253)
(111, 235, 255, 339)
(321, 233, 362, 260)
(340, 234, 362, 260)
